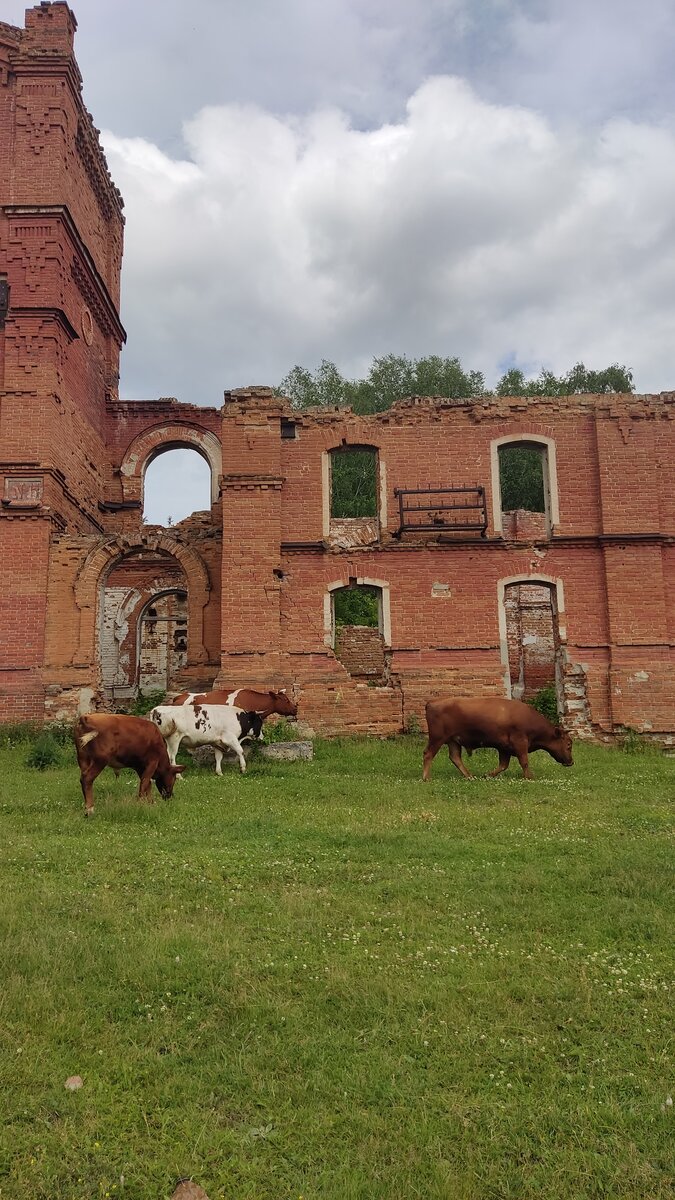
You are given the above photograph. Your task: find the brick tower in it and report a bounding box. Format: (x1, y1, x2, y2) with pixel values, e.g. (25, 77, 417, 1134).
(0, 2, 125, 718)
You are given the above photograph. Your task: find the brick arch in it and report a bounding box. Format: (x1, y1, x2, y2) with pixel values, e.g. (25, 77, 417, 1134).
(119, 423, 222, 507)
(73, 533, 210, 668)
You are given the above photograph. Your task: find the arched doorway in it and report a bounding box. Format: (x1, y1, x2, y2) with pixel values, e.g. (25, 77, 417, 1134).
(99, 549, 189, 704)
(138, 589, 188, 695)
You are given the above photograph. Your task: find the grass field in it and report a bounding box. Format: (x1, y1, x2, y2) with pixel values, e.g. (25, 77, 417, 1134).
(0, 735, 673, 1199)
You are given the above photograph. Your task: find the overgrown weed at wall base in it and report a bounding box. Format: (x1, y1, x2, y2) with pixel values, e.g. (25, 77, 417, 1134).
(128, 690, 167, 716)
(263, 717, 297, 743)
(24, 732, 62, 770)
(0, 722, 42, 749)
(620, 728, 664, 755)
(0, 721, 73, 749)
(528, 685, 559, 725)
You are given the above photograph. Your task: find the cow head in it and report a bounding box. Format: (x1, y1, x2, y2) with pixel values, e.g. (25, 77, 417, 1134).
(155, 763, 185, 798)
(548, 726, 574, 766)
(238, 710, 265, 741)
(271, 690, 298, 718)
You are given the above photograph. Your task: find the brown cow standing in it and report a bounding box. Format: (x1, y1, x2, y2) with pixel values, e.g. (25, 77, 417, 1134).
(423, 697, 573, 781)
(75, 713, 185, 816)
(171, 688, 297, 719)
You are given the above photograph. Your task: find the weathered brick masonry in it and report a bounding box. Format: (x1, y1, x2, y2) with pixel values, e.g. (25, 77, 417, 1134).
(1, 4, 674, 740)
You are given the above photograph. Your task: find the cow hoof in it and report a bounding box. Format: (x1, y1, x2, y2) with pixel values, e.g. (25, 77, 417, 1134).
(84, 809, 94, 818)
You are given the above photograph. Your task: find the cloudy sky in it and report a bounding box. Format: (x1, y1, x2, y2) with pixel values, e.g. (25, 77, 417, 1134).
(8, 0, 675, 520)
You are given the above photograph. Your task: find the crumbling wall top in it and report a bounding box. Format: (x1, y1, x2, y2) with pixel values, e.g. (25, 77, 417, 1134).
(271, 390, 675, 430)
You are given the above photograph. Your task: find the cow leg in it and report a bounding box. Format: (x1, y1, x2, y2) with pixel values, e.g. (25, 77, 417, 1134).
(213, 747, 224, 776)
(488, 750, 511, 778)
(165, 733, 185, 781)
(513, 737, 534, 780)
(137, 760, 158, 802)
(447, 739, 473, 779)
(422, 738, 443, 781)
(80, 764, 103, 816)
(222, 736, 247, 773)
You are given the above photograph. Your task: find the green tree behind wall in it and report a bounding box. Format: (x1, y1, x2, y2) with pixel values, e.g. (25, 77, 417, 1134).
(279, 356, 634, 514)
(333, 586, 380, 627)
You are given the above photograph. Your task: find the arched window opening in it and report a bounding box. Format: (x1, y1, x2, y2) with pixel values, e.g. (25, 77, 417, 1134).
(330, 446, 378, 518)
(503, 581, 560, 712)
(331, 584, 387, 682)
(143, 448, 212, 527)
(497, 440, 552, 539)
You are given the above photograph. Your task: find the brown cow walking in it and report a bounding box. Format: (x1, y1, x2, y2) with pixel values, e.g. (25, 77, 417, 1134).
(423, 697, 573, 781)
(171, 688, 297, 719)
(75, 713, 184, 816)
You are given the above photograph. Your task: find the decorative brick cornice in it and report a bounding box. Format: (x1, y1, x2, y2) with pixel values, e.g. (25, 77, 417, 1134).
(3, 205, 126, 344)
(9, 305, 78, 340)
(75, 117, 124, 222)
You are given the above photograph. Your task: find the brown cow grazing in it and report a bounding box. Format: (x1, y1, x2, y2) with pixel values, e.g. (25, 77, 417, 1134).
(75, 713, 185, 816)
(171, 688, 297, 719)
(423, 697, 573, 782)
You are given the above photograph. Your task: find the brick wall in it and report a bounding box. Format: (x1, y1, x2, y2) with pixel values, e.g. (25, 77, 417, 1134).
(335, 625, 387, 681)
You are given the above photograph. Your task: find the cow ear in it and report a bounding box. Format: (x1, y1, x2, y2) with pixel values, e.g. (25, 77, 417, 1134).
(173, 763, 186, 774)
(553, 726, 562, 737)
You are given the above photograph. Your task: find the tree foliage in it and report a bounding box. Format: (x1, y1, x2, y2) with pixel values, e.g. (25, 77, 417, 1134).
(331, 448, 377, 518)
(333, 586, 380, 628)
(279, 354, 486, 414)
(278, 355, 634, 412)
(498, 446, 546, 512)
(496, 362, 634, 397)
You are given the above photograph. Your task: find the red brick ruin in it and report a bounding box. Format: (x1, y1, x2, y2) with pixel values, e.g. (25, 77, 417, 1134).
(1, 4, 674, 741)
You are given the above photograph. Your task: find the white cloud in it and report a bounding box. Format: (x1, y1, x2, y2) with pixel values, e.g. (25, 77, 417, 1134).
(104, 74, 675, 408)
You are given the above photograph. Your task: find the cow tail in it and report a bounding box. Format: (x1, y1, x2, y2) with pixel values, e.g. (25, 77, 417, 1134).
(75, 714, 100, 748)
(75, 716, 99, 748)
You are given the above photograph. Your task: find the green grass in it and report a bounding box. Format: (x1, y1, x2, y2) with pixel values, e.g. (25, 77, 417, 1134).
(0, 738, 673, 1199)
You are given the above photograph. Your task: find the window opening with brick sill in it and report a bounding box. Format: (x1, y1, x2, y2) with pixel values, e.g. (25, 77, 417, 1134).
(496, 440, 555, 540)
